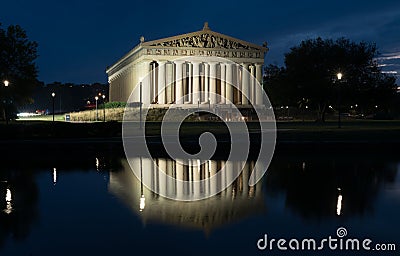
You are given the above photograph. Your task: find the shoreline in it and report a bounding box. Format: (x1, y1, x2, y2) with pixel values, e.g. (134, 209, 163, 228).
(0, 121, 399, 149)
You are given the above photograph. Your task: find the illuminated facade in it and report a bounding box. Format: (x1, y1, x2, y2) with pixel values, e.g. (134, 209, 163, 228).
(106, 23, 268, 106)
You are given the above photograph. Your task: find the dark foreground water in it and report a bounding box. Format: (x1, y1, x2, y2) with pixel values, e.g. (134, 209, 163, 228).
(0, 143, 399, 256)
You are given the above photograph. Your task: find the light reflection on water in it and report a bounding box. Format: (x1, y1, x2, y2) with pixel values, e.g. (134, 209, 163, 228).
(108, 158, 265, 233)
(0, 146, 399, 255)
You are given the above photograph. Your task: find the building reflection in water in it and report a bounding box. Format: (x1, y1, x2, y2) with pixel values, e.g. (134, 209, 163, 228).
(108, 158, 266, 233)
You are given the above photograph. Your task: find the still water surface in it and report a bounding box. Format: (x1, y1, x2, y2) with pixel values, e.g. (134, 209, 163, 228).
(0, 144, 399, 256)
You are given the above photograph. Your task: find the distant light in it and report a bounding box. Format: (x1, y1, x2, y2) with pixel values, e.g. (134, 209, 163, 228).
(3, 80, 9, 87)
(95, 96, 99, 101)
(5, 189, 11, 202)
(17, 112, 41, 117)
(53, 168, 57, 184)
(375, 105, 378, 108)
(337, 188, 342, 216)
(355, 104, 358, 107)
(4, 188, 12, 214)
(102, 94, 105, 99)
(305, 106, 309, 109)
(285, 106, 289, 109)
(337, 73, 343, 80)
(337, 195, 343, 216)
(95, 158, 99, 171)
(329, 105, 333, 109)
(139, 195, 145, 211)
(51, 92, 55, 97)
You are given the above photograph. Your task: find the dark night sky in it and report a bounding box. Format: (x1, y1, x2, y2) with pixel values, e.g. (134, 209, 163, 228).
(1, 0, 400, 84)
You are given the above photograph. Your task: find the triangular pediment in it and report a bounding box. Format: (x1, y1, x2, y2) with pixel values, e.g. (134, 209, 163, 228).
(142, 24, 268, 52)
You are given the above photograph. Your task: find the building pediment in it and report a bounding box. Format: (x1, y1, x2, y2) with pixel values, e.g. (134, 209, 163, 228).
(142, 23, 268, 52)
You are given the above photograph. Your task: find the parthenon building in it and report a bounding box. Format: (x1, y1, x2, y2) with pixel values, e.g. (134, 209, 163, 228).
(106, 22, 268, 107)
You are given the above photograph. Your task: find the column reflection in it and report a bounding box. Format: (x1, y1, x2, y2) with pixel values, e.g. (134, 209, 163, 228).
(108, 157, 266, 233)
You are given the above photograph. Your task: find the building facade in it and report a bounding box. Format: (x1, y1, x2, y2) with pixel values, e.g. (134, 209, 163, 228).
(106, 23, 268, 107)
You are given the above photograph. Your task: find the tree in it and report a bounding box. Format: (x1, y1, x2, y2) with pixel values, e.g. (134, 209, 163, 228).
(264, 37, 398, 121)
(0, 23, 39, 121)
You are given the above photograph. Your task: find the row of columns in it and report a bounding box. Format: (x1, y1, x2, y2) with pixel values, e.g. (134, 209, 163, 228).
(148, 61, 264, 105)
(136, 158, 264, 199)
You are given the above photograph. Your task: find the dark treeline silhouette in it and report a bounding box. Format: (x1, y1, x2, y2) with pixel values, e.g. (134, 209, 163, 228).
(20, 82, 108, 114)
(264, 37, 399, 121)
(0, 23, 40, 121)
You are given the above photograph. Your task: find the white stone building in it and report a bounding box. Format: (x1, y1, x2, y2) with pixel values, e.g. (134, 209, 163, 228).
(106, 23, 268, 107)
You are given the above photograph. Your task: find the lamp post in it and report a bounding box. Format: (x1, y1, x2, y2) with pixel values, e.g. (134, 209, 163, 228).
(3, 80, 9, 125)
(336, 73, 343, 128)
(51, 92, 56, 122)
(95, 96, 99, 121)
(102, 94, 106, 122)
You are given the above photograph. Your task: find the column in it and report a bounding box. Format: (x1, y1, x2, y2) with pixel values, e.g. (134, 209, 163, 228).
(151, 62, 157, 103)
(176, 160, 184, 197)
(158, 159, 167, 195)
(140, 61, 151, 104)
(142, 158, 153, 190)
(236, 64, 241, 104)
(249, 65, 256, 103)
(175, 61, 183, 104)
(255, 64, 263, 105)
(166, 62, 173, 103)
(193, 159, 200, 196)
(210, 160, 218, 195)
(157, 61, 166, 104)
(203, 63, 209, 103)
(220, 63, 226, 104)
(206, 160, 219, 195)
(225, 160, 234, 196)
(209, 62, 217, 104)
(188, 62, 192, 103)
(225, 63, 234, 103)
(242, 162, 250, 197)
(192, 62, 200, 104)
(241, 63, 249, 105)
(166, 159, 174, 197)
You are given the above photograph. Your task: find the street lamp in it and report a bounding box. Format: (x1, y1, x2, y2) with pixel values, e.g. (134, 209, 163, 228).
(51, 92, 56, 122)
(3, 80, 10, 124)
(102, 94, 106, 122)
(95, 96, 99, 121)
(336, 73, 343, 128)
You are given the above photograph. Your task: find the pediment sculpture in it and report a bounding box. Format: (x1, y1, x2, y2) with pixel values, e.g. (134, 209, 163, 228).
(150, 33, 259, 50)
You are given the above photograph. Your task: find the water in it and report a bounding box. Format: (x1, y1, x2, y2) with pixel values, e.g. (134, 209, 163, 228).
(0, 143, 399, 256)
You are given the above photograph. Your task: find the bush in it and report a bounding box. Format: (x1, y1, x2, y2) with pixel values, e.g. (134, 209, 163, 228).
(103, 102, 127, 109)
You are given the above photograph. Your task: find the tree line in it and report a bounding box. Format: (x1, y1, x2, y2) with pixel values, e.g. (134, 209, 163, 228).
(264, 37, 399, 121)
